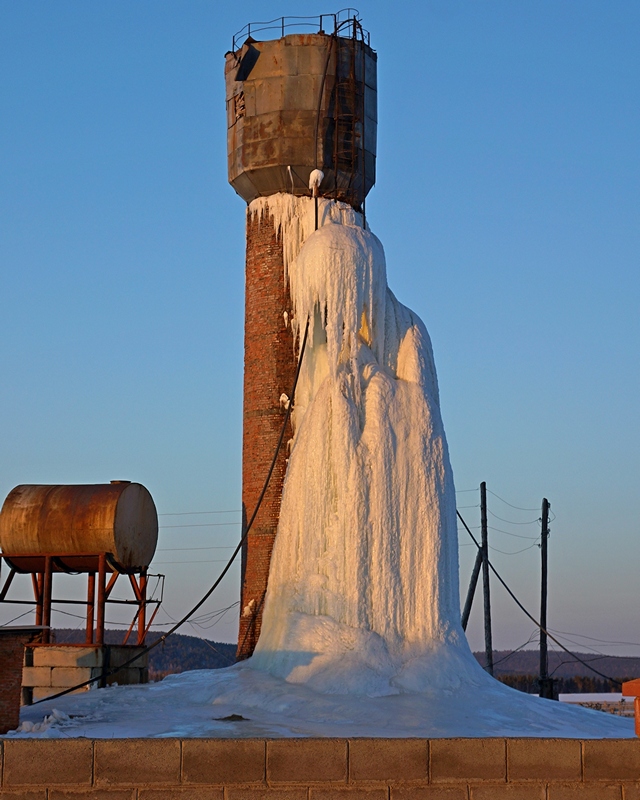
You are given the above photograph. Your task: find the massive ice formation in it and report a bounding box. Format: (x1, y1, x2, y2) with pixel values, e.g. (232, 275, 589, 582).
(250, 195, 483, 695)
(11, 193, 633, 737)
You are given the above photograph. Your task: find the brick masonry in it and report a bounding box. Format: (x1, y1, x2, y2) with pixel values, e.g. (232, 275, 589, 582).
(237, 206, 297, 661)
(0, 738, 639, 798)
(0, 631, 41, 734)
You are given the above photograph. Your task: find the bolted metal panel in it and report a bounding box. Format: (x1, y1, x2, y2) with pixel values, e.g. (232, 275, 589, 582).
(0, 483, 158, 571)
(226, 32, 377, 208)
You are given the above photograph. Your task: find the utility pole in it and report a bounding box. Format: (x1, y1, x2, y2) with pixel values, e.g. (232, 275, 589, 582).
(539, 498, 555, 698)
(481, 481, 493, 676)
(461, 548, 483, 631)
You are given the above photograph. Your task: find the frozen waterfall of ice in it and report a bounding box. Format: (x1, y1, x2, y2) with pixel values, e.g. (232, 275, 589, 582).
(250, 194, 488, 696)
(9, 193, 633, 738)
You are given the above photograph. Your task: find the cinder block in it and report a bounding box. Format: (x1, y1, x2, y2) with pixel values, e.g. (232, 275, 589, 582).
(107, 650, 147, 670)
(139, 791, 224, 800)
(310, 791, 387, 800)
(3, 739, 93, 786)
(49, 791, 135, 800)
(349, 739, 428, 782)
(227, 791, 307, 800)
(391, 789, 467, 800)
(470, 785, 545, 799)
(32, 647, 103, 668)
(94, 739, 180, 786)
(547, 784, 622, 799)
(22, 667, 52, 688)
(583, 739, 640, 780)
(31, 685, 87, 702)
(182, 739, 265, 784)
(508, 738, 581, 781)
(430, 739, 506, 782)
(0, 791, 48, 799)
(50, 667, 93, 688)
(268, 739, 347, 783)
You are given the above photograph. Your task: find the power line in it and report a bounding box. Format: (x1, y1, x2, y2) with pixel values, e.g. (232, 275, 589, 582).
(156, 546, 235, 552)
(489, 542, 539, 556)
(159, 522, 241, 529)
(547, 628, 640, 649)
(152, 559, 231, 565)
(158, 510, 241, 517)
(486, 489, 539, 512)
(491, 629, 539, 669)
(32, 319, 311, 706)
(457, 510, 622, 688)
(488, 509, 541, 526)
(488, 526, 539, 541)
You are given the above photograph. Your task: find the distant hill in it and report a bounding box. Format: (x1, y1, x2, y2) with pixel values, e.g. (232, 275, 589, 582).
(51, 632, 640, 690)
(54, 629, 236, 681)
(474, 650, 640, 680)
(474, 650, 640, 694)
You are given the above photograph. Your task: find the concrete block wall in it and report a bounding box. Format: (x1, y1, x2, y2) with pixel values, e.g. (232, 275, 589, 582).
(0, 738, 640, 798)
(238, 206, 297, 661)
(22, 646, 148, 704)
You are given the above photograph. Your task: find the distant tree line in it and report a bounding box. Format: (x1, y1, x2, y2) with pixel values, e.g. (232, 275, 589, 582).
(498, 674, 628, 694)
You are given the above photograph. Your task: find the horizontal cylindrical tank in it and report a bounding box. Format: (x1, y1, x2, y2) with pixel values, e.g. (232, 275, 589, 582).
(226, 31, 377, 208)
(0, 482, 158, 572)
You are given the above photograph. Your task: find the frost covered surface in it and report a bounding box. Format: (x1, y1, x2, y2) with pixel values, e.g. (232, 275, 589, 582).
(10, 665, 634, 738)
(250, 194, 464, 694)
(9, 194, 632, 738)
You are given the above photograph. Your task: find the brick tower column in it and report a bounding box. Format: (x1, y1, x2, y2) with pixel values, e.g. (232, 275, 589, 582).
(237, 207, 296, 661)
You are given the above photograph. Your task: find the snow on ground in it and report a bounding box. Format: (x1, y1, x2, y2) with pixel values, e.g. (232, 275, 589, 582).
(10, 663, 634, 738)
(8, 195, 632, 739)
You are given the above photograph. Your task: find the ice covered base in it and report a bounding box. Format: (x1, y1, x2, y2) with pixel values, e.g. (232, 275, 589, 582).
(11, 658, 634, 738)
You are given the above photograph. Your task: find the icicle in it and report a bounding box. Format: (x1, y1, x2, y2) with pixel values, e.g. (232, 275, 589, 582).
(250, 194, 477, 696)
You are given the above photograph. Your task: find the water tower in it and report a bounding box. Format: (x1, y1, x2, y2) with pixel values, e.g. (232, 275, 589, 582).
(225, 10, 377, 659)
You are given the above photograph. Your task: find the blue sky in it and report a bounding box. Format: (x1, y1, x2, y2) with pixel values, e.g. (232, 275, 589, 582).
(1, 1, 638, 659)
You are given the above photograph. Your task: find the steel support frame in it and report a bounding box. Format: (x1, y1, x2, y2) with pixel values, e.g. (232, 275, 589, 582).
(0, 554, 160, 648)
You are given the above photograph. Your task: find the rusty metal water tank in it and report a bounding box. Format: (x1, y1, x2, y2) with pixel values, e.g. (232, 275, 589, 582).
(0, 482, 158, 572)
(225, 12, 377, 208)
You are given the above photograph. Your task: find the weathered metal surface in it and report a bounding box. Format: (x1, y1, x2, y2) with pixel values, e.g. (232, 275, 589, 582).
(0, 482, 158, 571)
(226, 32, 377, 207)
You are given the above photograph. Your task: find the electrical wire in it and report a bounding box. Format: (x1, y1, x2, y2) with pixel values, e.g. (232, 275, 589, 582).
(456, 510, 622, 688)
(488, 509, 541, 526)
(152, 560, 230, 566)
(489, 542, 539, 556)
(158, 510, 241, 516)
(159, 523, 241, 529)
(1, 608, 37, 626)
(156, 546, 234, 552)
(488, 526, 540, 541)
(32, 318, 311, 706)
(491, 629, 539, 669)
(485, 489, 539, 512)
(547, 628, 640, 649)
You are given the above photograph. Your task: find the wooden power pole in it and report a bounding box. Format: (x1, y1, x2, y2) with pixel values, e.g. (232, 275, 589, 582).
(480, 481, 493, 675)
(539, 498, 555, 698)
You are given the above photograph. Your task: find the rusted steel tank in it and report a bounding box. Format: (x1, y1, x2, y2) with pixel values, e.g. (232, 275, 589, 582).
(225, 29, 377, 208)
(0, 482, 158, 572)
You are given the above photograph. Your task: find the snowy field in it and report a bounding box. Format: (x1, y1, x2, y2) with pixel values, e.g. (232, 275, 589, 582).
(9, 661, 633, 739)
